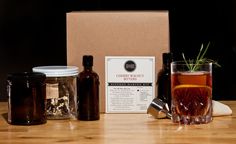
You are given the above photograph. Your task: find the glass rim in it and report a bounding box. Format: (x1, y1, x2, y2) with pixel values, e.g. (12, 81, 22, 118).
(171, 61, 213, 66)
(7, 72, 46, 82)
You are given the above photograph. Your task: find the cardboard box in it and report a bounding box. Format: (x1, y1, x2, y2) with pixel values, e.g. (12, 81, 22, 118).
(67, 11, 170, 113)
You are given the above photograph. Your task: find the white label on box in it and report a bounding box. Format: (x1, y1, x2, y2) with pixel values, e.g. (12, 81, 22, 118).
(105, 56, 155, 113)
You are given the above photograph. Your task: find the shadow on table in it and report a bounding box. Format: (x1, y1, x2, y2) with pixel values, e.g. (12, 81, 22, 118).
(1, 113, 8, 122)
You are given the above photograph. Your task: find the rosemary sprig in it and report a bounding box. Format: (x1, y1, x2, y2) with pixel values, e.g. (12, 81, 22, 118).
(182, 42, 221, 71)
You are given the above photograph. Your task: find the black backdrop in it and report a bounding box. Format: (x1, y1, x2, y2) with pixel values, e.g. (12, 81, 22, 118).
(0, 0, 235, 101)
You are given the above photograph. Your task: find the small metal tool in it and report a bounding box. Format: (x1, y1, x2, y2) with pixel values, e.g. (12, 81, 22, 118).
(147, 98, 172, 119)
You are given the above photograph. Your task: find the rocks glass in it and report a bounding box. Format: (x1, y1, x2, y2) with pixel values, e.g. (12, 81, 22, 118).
(171, 61, 212, 124)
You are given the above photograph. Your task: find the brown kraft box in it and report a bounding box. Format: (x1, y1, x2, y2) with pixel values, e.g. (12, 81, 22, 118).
(66, 11, 170, 113)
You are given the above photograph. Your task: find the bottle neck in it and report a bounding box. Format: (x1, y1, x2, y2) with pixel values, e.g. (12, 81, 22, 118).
(163, 62, 170, 70)
(84, 66, 92, 71)
(162, 53, 173, 71)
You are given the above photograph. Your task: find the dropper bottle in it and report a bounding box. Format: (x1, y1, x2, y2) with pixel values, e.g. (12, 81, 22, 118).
(157, 53, 173, 111)
(77, 55, 100, 120)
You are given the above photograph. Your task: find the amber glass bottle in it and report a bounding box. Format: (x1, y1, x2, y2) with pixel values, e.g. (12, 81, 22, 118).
(157, 53, 173, 111)
(77, 55, 100, 120)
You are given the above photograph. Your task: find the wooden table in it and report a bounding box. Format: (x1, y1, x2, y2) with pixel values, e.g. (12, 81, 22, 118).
(0, 101, 235, 144)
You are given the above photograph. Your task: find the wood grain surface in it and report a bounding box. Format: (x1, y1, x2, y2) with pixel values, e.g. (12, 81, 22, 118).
(0, 101, 235, 144)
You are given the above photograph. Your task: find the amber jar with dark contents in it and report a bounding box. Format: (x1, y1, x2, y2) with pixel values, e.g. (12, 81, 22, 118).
(7, 72, 47, 125)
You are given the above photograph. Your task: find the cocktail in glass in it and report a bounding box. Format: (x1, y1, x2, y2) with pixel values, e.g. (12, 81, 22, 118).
(171, 61, 212, 124)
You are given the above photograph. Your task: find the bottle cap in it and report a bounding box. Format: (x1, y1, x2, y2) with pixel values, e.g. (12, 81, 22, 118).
(83, 55, 93, 67)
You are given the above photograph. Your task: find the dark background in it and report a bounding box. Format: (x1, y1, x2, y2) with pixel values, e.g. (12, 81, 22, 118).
(0, 0, 236, 101)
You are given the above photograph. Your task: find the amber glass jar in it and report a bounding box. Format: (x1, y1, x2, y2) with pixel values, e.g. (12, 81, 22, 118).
(7, 72, 47, 125)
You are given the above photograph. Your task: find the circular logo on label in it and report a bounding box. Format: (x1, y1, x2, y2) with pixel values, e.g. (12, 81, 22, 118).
(124, 60, 136, 72)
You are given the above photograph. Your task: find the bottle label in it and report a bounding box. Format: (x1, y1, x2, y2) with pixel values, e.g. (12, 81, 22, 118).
(46, 83, 59, 99)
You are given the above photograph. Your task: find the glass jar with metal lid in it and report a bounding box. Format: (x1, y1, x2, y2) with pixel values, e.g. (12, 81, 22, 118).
(32, 66, 78, 120)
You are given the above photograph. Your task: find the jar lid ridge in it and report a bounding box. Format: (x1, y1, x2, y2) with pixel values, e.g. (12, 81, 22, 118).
(32, 66, 79, 77)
